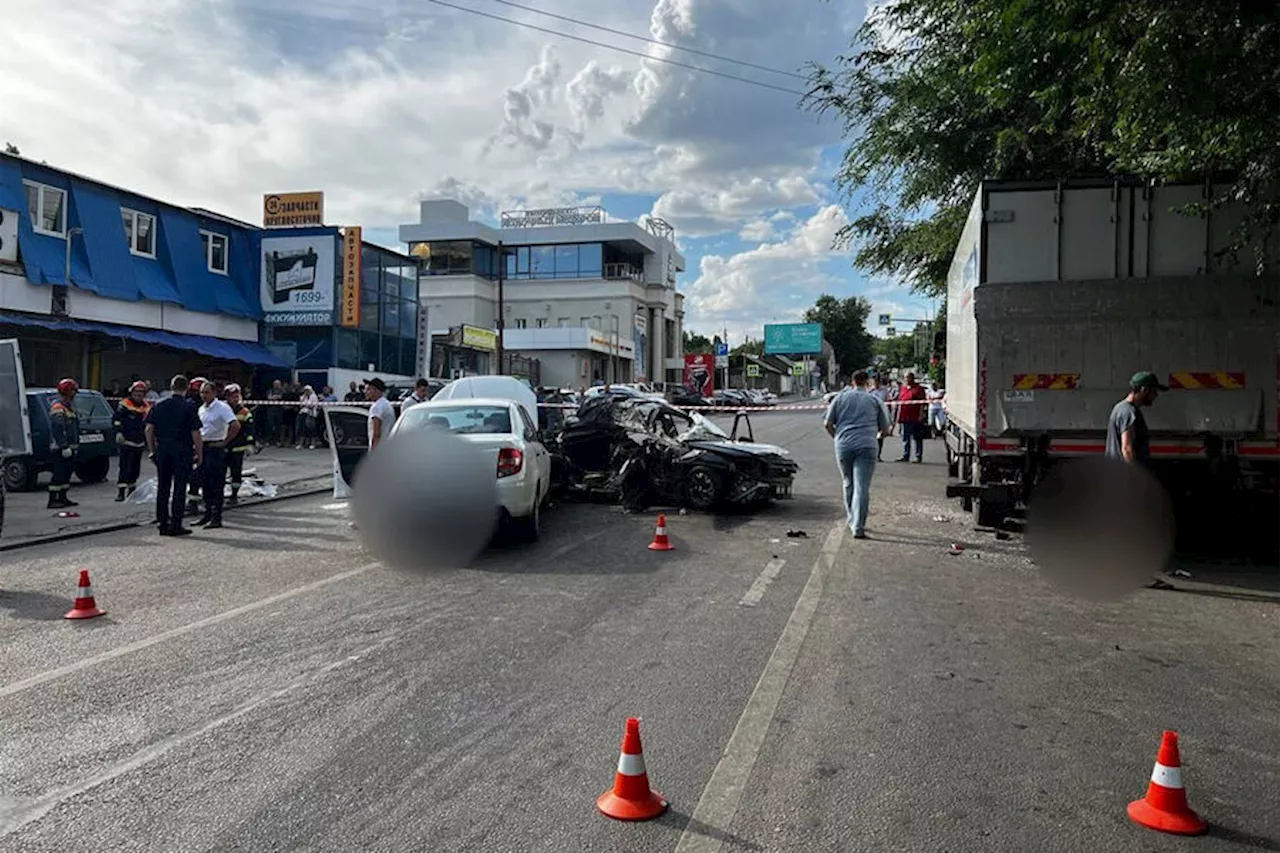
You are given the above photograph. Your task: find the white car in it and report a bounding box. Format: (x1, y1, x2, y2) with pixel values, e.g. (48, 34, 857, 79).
(391, 397, 552, 541)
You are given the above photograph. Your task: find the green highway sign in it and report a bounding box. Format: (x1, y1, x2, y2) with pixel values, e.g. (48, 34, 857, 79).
(764, 322, 824, 355)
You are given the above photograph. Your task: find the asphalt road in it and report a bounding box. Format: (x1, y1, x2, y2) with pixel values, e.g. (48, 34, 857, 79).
(2, 411, 1278, 852)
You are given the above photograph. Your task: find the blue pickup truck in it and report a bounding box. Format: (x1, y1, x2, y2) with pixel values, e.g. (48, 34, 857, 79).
(1, 388, 117, 491)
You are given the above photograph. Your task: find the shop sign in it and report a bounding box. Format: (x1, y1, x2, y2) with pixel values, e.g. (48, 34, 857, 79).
(263, 191, 324, 228)
(260, 233, 336, 319)
(461, 324, 498, 351)
(416, 305, 431, 377)
(341, 226, 361, 328)
(263, 311, 332, 326)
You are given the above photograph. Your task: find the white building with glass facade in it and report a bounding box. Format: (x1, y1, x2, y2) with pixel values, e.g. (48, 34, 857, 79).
(398, 200, 686, 388)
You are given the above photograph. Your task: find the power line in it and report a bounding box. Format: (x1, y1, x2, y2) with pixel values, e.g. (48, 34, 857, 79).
(419, 0, 809, 97)
(482, 0, 807, 81)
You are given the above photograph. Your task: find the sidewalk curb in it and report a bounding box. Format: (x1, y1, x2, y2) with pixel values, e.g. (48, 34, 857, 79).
(0, 481, 334, 554)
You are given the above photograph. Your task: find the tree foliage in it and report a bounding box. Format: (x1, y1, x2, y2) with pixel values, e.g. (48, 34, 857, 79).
(806, 0, 1280, 298)
(683, 330, 713, 354)
(872, 333, 916, 370)
(731, 338, 765, 357)
(803, 294, 874, 375)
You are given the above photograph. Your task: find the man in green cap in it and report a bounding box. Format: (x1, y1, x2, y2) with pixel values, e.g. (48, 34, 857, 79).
(1106, 371, 1167, 465)
(1107, 370, 1174, 588)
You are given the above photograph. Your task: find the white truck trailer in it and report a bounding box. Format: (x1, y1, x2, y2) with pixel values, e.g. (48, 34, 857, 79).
(943, 179, 1279, 528)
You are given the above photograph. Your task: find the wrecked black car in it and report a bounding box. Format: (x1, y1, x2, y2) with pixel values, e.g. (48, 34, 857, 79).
(553, 393, 798, 512)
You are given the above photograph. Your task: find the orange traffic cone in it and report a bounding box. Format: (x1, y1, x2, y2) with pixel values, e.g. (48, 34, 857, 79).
(1128, 731, 1207, 835)
(598, 717, 668, 821)
(64, 569, 106, 620)
(648, 514, 673, 551)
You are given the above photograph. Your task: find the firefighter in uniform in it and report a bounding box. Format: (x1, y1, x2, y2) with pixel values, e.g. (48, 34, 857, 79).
(113, 380, 151, 501)
(48, 378, 80, 509)
(223, 384, 255, 505)
(185, 377, 208, 516)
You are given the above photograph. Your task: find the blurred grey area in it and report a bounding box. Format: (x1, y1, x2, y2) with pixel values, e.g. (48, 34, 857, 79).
(1027, 457, 1175, 601)
(351, 428, 498, 571)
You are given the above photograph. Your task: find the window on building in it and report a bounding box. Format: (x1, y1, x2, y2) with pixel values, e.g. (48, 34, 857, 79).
(557, 317, 570, 327)
(580, 316, 591, 328)
(409, 241, 476, 276)
(200, 230, 229, 274)
(579, 243, 603, 277)
(121, 209, 157, 258)
(554, 244, 579, 277)
(23, 181, 66, 237)
(535, 318, 548, 328)
(531, 246, 555, 279)
(513, 318, 527, 329)
(515, 246, 529, 278)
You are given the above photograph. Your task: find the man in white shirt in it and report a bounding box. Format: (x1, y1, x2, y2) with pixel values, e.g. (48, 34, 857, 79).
(365, 377, 395, 451)
(400, 378, 431, 413)
(196, 382, 241, 529)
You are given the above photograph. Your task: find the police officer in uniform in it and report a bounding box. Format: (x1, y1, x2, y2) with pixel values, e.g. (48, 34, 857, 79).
(145, 375, 203, 537)
(113, 380, 151, 501)
(184, 377, 208, 517)
(48, 378, 80, 509)
(196, 379, 239, 529)
(223, 384, 255, 505)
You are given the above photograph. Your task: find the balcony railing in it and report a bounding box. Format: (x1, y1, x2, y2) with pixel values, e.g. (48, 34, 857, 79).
(603, 263, 643, 282)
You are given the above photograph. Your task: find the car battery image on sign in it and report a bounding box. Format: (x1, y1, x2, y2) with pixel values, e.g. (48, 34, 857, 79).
(266, 247, 320, 304)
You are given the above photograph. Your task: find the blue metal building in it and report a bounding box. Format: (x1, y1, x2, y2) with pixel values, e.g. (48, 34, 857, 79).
(0, 152, 286, 393)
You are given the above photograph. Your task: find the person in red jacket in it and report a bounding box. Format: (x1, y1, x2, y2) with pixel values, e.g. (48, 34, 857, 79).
(895, 372, 929, 463)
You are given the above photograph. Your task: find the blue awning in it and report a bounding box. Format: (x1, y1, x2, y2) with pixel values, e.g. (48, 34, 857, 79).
(0, 312, 288, 368)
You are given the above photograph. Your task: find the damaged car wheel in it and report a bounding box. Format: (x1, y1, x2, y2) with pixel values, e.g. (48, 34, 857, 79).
(684, 466, 721, 510)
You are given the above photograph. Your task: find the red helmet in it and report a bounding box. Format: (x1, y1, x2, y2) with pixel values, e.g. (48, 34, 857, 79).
(129, 380, 147, 394)
(189, 377, 207, 392)
(56, 378, 79, 396)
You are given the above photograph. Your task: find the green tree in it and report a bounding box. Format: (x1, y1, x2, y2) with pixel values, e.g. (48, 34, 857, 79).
(731, 337, 764, 357)
(683, 330, 713, 354)
(803, 294, 874, 375)
(872, 333, 915, 370)
(806, 0, 1280, 298)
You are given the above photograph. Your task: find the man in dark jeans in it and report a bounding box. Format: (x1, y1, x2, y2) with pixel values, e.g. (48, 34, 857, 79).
(895, 372, 929, 463)
(145, 375, 203, 537)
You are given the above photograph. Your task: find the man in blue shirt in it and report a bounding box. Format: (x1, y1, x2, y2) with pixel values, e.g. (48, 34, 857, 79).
(824, 370, 893, 539)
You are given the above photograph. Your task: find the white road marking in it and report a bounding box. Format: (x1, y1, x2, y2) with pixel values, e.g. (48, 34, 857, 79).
(0, 563, 379, 699)
(675, 520, 845, 853)
(321, 502, 349, 511)
(0, 614, 443, 838)
(738, 560, 786, 607)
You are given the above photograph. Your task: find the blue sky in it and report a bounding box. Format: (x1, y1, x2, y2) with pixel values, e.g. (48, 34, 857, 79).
(1, 0, 935, 340)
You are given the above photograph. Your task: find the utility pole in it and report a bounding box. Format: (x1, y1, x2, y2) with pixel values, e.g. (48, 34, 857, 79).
(495, 239, 505, 375)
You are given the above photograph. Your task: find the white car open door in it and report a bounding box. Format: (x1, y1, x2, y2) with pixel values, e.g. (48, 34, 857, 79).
(0, 339, 32, 538)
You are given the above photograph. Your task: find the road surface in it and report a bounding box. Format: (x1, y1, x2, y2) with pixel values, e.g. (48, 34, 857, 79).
(2, 411, 1278, 852)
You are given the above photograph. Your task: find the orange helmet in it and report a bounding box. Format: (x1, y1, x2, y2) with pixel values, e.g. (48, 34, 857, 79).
(56, 378, 79, 396)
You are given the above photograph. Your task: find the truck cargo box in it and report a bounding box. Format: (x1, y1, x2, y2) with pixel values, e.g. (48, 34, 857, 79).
(947, 180, 1279, 456)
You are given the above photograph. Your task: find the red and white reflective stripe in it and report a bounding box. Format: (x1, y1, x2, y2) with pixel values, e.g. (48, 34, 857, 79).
(617, 752, 648, 777)
(75, 585, 94, 599)
(1151, 761, 1183, 789)
(654, 524, 667, 536)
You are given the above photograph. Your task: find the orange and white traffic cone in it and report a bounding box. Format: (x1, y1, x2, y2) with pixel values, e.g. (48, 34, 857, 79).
(648, 514, 673, 551)
(598, 717, 668, 821)
(64, 569, 106, 620)
(1128, 731, 1208, 835)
